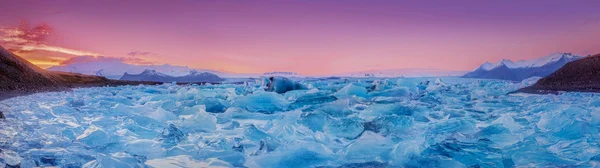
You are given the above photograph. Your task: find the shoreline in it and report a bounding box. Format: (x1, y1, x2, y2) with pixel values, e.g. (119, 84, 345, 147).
(513, 86, 600, 95)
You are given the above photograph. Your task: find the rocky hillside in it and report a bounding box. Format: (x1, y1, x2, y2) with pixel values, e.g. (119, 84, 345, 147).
(0, 45, 62, 91)
(517, 53, 600, 93)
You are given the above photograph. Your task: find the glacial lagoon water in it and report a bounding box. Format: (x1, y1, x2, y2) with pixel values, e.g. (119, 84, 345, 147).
(1, 77, 600, 167)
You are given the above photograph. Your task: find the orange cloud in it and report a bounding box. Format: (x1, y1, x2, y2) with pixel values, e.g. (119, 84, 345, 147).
(20, 44, 101, 56)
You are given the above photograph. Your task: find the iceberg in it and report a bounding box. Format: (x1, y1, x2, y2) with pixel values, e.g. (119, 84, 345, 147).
(264, 76, 307, 94)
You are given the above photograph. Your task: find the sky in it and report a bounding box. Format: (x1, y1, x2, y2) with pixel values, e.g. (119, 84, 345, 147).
(0, 0, 599, 75)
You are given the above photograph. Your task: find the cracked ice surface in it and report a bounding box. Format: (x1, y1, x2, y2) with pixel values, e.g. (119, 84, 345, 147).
(1, 77, 600, 167)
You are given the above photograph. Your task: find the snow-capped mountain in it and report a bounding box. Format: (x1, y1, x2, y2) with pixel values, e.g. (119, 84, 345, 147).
(463, 52, 584, 81)
(335, 69, 467, 78)
(178, 70, 224, 83)
(120, 69, 224, 83)
(47, 56, 221, 79)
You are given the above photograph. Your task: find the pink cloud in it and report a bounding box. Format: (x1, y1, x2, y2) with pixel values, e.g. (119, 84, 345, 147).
(0, 21, 102, 57)
(59, 56, 156, 66)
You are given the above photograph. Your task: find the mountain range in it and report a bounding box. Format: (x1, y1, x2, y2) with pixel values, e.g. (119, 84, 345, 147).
(120, 70, 224, 83)
(48, 57, 469, 78)
(463, 52, 584, 81)
(335, 69, 467, 78)
(48, 56, 222, 79)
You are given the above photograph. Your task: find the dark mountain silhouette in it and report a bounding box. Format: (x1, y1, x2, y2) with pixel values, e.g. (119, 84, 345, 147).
(120, 70, 224, 83)
(463, 64, 518, 80)
(518, 53, 600, 93)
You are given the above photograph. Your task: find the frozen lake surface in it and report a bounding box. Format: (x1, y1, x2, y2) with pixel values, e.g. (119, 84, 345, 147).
(1, 77, 600, 167)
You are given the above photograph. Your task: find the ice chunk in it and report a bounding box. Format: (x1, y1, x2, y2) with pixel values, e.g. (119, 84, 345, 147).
(51, 105, 76, 115)
(521, 76, 542, 87)
(364, 115, 413, 136)
(390, 138, 425, 165)
(243, 125, 277, 144)
(145, 107, 178, 122)
(368, 86, 410, 97)
(324, 117, 364, 139)
(83, 152, 145, 168)
(434, 78, 445, 85)
(195, 148, 246, 167)
(289, 91, 337, 109)
(360, 103, 414, 121)
(299, 112, 328, 132)
(333, 83, 368, 99)
(176, 105, 203, 116)
(146, 155, 231, 168)
(425, 78, 450, 92)
(344, 131, 394, 163)
(123, 139, 164, 159)
(158, 124, 186, 147)
(548, 140, 600, 162)
(233, 92, 290, 113)
(76, 126, 111, 147)
(24, 148, 83, 167)
(67, 97, 85, 107)
(164, 144, 198, 157)
(108, 104, 138, 116)
(491, 114, 521, 132)
(265, 76, 307, 93)
(244, 142, 334, 168)
(0, 149, 22, 167)
(476, 124, 521, 147)
(161, 100, 178, 111)
(203, 97, 228, 113)
(396, 78, 419, 93)
(178, 110, 217, 133)
(316, 99, 354, 117)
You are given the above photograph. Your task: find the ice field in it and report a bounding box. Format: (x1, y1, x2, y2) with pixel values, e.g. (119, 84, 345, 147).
(2, 77, 600, 167)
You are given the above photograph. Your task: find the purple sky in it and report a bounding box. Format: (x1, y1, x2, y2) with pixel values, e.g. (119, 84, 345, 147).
(1, 0, 599, 74)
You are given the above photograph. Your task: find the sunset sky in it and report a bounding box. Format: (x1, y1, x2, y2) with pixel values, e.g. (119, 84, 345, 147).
(1, 0, 599, 75)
